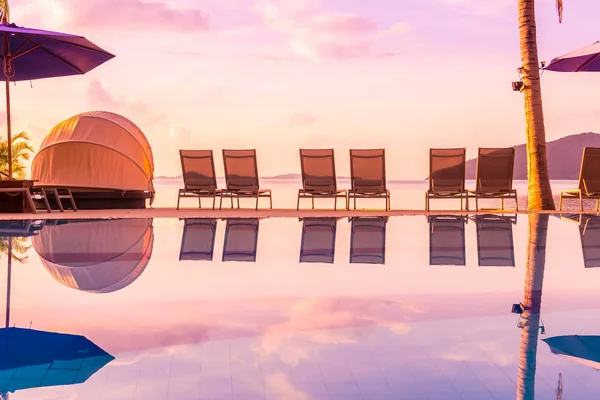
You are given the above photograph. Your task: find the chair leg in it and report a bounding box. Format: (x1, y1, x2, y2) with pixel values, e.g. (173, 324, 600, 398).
(501, 197, 505, 210)
(311, 197, 315, 209)
(334, 196, 337, 211)
(596, 199, 599, 212)
(559, 193, 563, 211)
(269, 193, 272, 209)
(212, 195, 216, 210)
(199, 197, 202, 209)
(219, 195, 223, 210)
(230, 196, 234, 208)
(346, 195, 350, 211)
(255, 195, 259, 211)
(580, 193, 583, 212)
(425, 193, 429, 212)
(297, 194, 301, 211)
(177, 194, 181, 210)
(475, 196, 478, 212)
(353, 196, 356, 210)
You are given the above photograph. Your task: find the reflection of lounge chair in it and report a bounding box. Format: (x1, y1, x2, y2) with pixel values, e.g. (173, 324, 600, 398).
(468, 147, 518, 211)
(428, 215, 467, 266)
(177, 150, 220, 210)
(473, 214, 516, 267)
(297, 149, 347, 210)
(221, 149, 272, 210)
(299, 218, 337, 263)
(579, 214, 600, 268)
(222, 218, 260, 262)
(426, 148, 468, 211)
(179, 219, 217, 261)
(560, 147, 600, 211)
(349, 217, 387, 264)
(347, 149, 390, 211)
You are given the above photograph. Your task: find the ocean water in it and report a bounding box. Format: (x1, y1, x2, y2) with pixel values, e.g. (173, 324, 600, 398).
(153, 178, 584, 210)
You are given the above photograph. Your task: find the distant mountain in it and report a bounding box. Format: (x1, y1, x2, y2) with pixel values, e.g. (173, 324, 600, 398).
(466, 132, 600, 180)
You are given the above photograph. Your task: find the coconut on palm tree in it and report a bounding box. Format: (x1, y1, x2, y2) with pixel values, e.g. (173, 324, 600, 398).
(517, 0, 564, 210)
(0, 131, 34, 180)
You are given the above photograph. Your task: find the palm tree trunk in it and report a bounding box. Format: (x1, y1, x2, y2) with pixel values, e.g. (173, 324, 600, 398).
(516, 213, 549, 400)
(518, 0, 555, 210)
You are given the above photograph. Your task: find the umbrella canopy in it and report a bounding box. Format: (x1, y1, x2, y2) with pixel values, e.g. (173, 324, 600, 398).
(542, 335, 600, 370)
(0, 21, 114, 178)
(0, 327, 113, 393)
(544, 41, 600, 72)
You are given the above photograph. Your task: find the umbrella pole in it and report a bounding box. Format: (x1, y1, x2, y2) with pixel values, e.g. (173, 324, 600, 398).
(5, 237, 10, 328)
(4, 77, 11, 179)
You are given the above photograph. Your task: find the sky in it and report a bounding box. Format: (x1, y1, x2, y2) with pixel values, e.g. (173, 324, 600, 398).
(5, 0, 600, 178)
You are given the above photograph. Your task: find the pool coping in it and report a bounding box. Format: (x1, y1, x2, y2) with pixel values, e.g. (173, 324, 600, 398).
(0, 208, 590, 220)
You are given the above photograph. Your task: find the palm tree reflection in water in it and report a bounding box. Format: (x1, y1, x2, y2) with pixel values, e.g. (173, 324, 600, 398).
(517, 214, 550, 400)
(1, 236, 30, 330)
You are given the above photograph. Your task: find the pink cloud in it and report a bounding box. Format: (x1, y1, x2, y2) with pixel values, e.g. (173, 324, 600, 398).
(87, 80, 150, 116)
(254, 0, 410, 61)
(67, 0, 211, 32)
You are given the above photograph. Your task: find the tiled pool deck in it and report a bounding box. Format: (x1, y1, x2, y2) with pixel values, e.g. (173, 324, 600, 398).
(0, 214, 599, 399)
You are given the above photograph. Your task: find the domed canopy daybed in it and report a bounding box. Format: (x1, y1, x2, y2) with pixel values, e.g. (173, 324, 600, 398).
(31, 218, 154, 294)
(31, 111, 155, 209)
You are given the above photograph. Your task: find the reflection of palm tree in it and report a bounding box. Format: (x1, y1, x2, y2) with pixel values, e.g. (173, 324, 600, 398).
(517, 214, 549, 400)
(0, 236, 30, 263)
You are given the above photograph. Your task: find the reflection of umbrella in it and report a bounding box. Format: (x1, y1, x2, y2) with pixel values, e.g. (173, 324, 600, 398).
(542, 335, 600, 370)
(0, 327, 113, 394)
(32, 219, 154, 293)
(544, 41, 600, 72)
(0, 8, 114, 178)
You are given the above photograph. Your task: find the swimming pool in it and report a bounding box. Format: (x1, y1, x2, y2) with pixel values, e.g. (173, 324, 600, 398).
(0, 214, 598, 399)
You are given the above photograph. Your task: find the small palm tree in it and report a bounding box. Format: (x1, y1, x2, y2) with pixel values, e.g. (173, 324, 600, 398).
(0, 131, 35, 180)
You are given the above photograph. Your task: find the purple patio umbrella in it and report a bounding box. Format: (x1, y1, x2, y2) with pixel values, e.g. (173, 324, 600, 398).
(544, 41, 600, 72)
(0, 18, 114, 178)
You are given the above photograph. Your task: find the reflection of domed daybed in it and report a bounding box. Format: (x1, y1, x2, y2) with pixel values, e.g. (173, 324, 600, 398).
(31, 219, 154, 294)
(31, 111, 155, 209)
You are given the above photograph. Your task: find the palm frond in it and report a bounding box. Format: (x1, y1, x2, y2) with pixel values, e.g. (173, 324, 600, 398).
(0, 0, 10, 23)
(556, 0, 563, 23)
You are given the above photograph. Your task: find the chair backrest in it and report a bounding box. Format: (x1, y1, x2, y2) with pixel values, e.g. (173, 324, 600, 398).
(429, 148, 466, 194)
(475, 147, 515, 194)
(349, 217, 387, 264)
(475, 215, 515, 267)
(222, 149, 260, 192)
(222, 218, 260, 262)
(179, 150, 217, 192)
(349, 149, 386, 193)
(578, 147, 600, 194)
(580, 215, 600, 268)
(299, 149, 337, 193)
(428, 215, 466, 266)
(299, 218, 337, 263)
(179, 218, 217, 261)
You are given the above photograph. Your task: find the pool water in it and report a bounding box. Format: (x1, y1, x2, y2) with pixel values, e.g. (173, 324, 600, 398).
(0, 214, 599, 399)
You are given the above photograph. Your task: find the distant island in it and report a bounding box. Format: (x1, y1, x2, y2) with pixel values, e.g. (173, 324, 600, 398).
(466, 132, 600, 180)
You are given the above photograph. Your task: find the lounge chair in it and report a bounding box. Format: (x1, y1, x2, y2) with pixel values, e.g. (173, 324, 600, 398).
(468, 147, 518, 211)
(222, 218, 260, 262)
(297, 149, 347, 210)
(177, 150, 220, 210)
(347, 149, 390, 211)
(221, 150, 272, 211)
(299, 218, 337, 263)
(349, 217, 387, 264)
(426, 148, 468, 211)
(428, 215, 467, 266)
(473, 214, 516, 267)
(179, 218, 217, 261)
(559, 147, 600, 211)
(579, 214, 600, 268)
